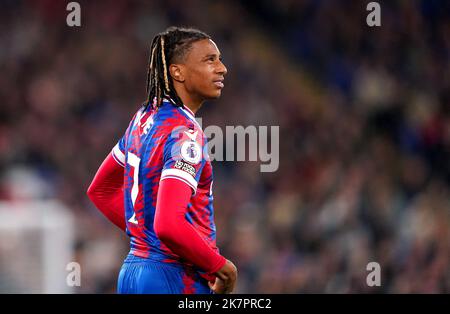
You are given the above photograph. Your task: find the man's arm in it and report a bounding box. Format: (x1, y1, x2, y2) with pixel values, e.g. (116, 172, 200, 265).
(154, 177, 226, 273)
(87, 152, 126, 231)
(154, 178, 237, 293)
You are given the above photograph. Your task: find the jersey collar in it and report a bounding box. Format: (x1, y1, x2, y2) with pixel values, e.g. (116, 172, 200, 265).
(162, 97, 196, 117)
(162, 98, 201, 129)
(182, 105, 195, 117)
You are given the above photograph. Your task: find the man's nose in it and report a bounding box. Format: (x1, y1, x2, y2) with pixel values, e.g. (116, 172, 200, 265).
(217, 61, 227, 76)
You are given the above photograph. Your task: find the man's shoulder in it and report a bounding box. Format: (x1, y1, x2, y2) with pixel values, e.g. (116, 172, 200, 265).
(154, 104, 203, 136)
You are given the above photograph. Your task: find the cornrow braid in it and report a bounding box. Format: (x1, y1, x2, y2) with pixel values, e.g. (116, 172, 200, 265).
(160, 36, 170, 92)
(144, 26, 211, 109)
(145, 36, 160, 107)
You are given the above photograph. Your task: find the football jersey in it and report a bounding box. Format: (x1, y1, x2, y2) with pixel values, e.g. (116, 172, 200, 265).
(111, 99, 219, 269)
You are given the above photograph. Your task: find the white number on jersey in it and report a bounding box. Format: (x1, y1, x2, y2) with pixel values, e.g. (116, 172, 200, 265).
(127, 152, 140, 224)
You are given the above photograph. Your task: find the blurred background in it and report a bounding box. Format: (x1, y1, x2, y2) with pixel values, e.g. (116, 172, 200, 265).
(0, 0, 449, 293)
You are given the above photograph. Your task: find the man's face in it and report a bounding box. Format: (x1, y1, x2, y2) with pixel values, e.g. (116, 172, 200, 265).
(178, 39, 228, 100)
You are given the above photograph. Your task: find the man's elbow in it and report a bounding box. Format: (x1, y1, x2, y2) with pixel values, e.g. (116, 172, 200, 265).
(86, 181, 97, 202)
(154, 220, 177, 243)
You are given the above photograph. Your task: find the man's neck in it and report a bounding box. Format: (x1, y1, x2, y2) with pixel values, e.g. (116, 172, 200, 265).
(174, 86, 203, 115)
(183, 101, 202, 115)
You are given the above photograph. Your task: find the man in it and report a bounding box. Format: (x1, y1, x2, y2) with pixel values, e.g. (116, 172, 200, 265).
(87, 27, 237, 294)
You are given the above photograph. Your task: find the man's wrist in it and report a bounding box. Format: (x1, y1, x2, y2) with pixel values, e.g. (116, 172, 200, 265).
(209, 255, 227, 275)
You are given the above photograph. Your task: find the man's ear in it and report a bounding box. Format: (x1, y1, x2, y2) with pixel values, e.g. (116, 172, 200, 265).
(169, 64, 185, 83)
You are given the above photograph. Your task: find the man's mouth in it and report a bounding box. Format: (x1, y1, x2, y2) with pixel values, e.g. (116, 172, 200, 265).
(213, 79, 224, 88)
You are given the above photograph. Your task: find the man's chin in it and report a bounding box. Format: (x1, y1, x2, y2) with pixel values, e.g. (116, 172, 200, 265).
(201, 90, 222, 101)
(210, 91, 222, 99)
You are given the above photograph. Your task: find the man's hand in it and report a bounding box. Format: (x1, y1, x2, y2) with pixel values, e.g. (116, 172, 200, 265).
(209, 259, 237, 294)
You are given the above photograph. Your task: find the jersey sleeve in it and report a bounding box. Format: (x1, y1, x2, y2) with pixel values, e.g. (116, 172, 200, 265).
(160, 125, 207, 195)
(111, 135, 126, 167)
(110, 108, 144, 168)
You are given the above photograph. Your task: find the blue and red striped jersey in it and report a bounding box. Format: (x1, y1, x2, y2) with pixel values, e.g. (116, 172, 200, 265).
(111, 99, 219, 268)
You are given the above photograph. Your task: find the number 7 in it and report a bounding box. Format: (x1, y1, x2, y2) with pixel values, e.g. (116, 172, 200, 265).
(127, 152, 140, 224)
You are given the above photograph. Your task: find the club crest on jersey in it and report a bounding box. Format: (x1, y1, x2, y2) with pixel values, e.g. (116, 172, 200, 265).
(181, 140, 202, 165)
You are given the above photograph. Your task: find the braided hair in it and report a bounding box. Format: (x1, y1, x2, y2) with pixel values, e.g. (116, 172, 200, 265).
(144, 26, 211, 109)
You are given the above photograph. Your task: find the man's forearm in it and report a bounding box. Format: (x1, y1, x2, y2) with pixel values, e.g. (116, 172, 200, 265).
(87, 153, 126, 231)
(154, 178, 226, 274)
